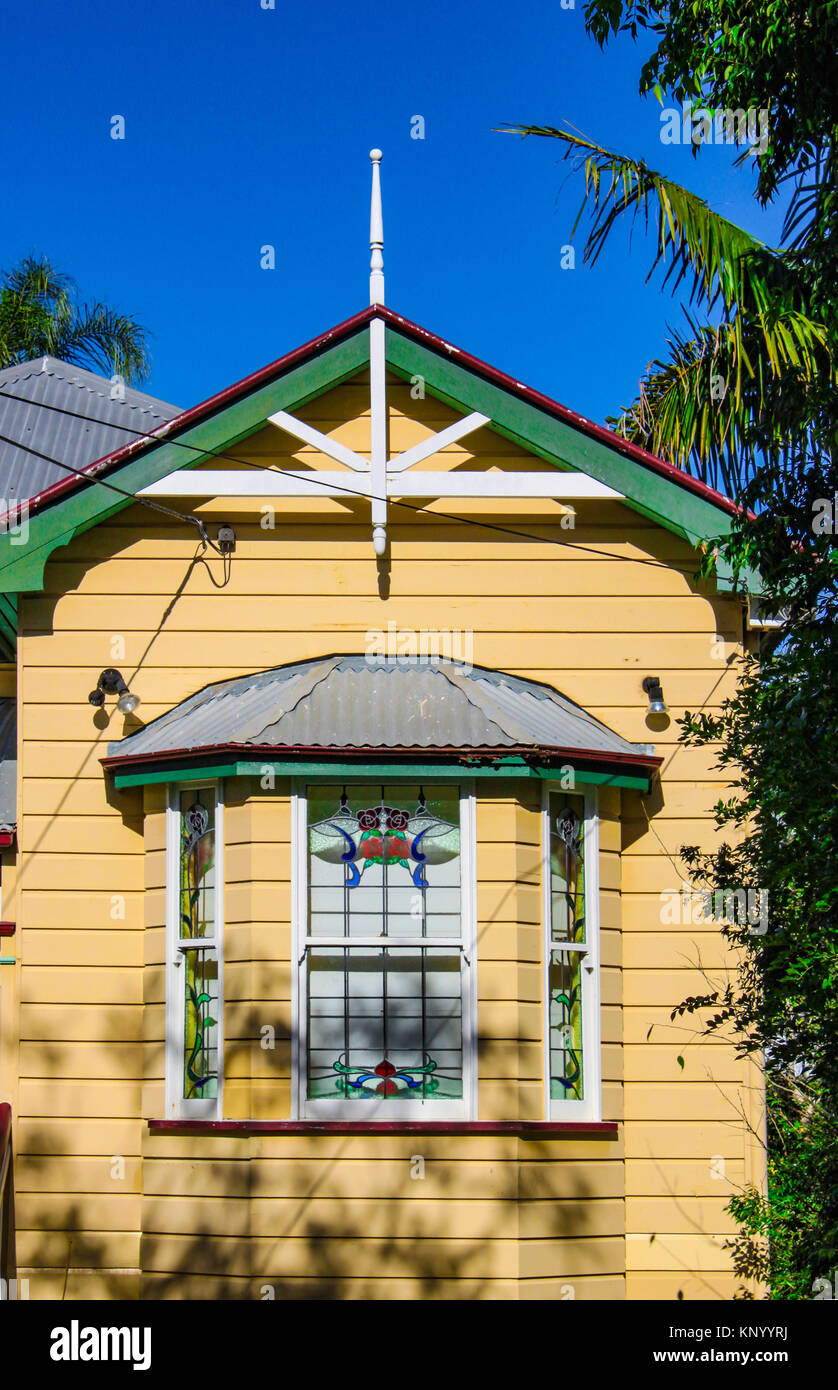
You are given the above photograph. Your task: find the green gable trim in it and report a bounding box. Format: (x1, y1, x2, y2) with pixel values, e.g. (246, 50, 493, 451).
(0, 312, 756, 599)
(0, 331, 370, 596)
(0, 594, 17, 661)
(111, 756, 652, 791)
(384, 329, 756, 593)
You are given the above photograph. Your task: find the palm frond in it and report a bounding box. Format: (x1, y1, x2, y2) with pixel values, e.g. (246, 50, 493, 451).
(611, 311, 831, 494)
(497, 123, 835, 493)
(498, 124, 772, 313)
(0, 256, 151, 384)
(53, 302, 151, 384)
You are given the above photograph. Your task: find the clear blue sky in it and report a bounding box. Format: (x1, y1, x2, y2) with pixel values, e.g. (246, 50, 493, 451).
(4, 0, 787, 424)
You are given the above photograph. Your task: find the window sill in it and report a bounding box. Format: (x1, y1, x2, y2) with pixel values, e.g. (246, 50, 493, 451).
(148, 1119, 618, 1137)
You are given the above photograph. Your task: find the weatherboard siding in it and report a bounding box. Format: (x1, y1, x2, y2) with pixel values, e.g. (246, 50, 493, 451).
(9, 373, 757, 1298)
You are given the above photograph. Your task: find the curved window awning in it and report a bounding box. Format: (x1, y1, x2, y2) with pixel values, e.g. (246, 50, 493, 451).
(101, 655, 662, 790)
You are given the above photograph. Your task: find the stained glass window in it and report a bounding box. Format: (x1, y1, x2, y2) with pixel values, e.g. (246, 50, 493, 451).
(303, 784, 466, 1108)
(178, 789, 219, 1103)
(548, 792, 586, 1103)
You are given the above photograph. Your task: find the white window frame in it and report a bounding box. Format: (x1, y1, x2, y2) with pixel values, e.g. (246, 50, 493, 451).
(542, 783, 601, 1122)
(292, 779, 478, 1121)
(165, 780, 224, 1120)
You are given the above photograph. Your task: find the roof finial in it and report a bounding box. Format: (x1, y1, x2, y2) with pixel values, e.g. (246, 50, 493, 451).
(369, 148, 384, 306)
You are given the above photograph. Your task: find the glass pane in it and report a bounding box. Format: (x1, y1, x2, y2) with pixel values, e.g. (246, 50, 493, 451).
(183, 947, 219, 1100)
(549, 792, 585, 944)
(307, 946, 463, 1101)
(550, 949, 583, 1101)
(307, 784, 461, 939)
(180, 790, 215, 939)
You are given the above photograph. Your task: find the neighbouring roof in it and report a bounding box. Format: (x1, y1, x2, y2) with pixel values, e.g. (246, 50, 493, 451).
(0, 698, 16, 833)
(0, 356, 179, 503)
(104, 654, 658, 775)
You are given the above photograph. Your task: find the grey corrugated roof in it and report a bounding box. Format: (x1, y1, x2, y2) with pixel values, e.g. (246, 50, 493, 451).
(107, 655, 654, 763)
(0, 698, 16, 831)
(0, 356, 179, 503)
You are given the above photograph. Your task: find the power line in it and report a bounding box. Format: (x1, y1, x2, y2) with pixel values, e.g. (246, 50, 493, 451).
(0, 385, 714, 578)
(0, 428, 222, 543)
(0, 384, 736, 776)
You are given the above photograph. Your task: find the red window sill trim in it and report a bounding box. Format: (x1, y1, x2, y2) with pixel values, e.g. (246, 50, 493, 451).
(149, 1120, 618, 1137)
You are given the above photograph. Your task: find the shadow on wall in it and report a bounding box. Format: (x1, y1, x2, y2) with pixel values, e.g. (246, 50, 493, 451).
(13, 1008, 619, 1300)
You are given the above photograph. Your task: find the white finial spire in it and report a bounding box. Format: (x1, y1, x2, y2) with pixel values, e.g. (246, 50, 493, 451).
(369, 148, 384, 305)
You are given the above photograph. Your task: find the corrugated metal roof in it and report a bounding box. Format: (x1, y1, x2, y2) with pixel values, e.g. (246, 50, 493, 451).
(0, 356, 179, 503)
(107, 655, 654, 763)
(0, 698, 17, 831)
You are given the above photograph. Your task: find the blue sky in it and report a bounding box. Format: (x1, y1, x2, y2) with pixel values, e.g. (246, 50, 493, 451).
(4, 0, 787, 425)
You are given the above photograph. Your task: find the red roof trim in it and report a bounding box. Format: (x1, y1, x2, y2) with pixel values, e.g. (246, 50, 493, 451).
(100, 741, 662, 774)
(22, 306, 377, 520)
(21, 302, 740, 524)
(376, 307, 740, 517)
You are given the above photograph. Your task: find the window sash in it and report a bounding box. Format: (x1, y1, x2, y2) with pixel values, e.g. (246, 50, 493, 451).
(542, 785, 601, 1121)
(293, 781, 476, 1120)
(166, 782, 224, 1120)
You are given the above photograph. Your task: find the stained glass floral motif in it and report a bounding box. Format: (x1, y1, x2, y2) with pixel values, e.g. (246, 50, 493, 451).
(179, 790, 218, 1101)
(306, 785, 463, 1103)
(183, 948, 219, 1100)
(550, 795, 585, 945)
(180, 794, 215, 939)
(549, 793, 585, 1101)
(333, 1053, 439, 1098)
(549, 950, 583, 1101)
(309, 787, 459, 889)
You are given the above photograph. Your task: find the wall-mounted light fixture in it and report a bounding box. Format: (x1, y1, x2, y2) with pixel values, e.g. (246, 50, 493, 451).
(216, 523, 236, 555)
(642, 675, 667, 715)
(88, 669, 140, 714)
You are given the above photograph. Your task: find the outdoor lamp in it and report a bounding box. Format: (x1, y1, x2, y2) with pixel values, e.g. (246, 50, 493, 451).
(88, 668, 140, 713)
(642, 675, 667, 715)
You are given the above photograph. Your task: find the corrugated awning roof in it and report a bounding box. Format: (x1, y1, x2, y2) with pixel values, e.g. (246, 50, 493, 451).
(105, 655, 657, 772)
(0, 356, 179, 504)
(0, 698, 16, 832)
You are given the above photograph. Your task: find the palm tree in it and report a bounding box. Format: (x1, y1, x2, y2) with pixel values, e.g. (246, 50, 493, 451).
(498, 125, 835, 499)
(0, 255, 151, 385)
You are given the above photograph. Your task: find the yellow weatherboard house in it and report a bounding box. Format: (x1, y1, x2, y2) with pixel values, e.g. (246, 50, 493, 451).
(0, 151, 766, 1300)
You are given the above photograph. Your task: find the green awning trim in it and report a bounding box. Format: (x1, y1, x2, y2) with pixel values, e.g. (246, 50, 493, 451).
(111, 755, 652, 791)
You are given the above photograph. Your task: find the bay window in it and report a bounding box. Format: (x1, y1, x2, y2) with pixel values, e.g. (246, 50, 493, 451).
(293, 782, 476, 1119)
(161, 777, 602, 1125)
